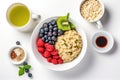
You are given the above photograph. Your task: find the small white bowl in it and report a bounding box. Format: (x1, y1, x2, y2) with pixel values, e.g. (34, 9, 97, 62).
(8, 45, 27, 65)
(92, 31, 114, 53)
(31, 17, 87, 71)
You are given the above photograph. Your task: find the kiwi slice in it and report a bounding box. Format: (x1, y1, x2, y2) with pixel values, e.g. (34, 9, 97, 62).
(57, 13, 71, 31)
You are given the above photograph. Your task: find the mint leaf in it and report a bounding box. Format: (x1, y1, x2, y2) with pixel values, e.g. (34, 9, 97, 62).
(19, 68, 24, 76)
(66, 13, 70, 20)
(24, 65, 31, 70)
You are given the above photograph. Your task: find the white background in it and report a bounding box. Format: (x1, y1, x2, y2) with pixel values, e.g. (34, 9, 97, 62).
(0, 0, 120, 80)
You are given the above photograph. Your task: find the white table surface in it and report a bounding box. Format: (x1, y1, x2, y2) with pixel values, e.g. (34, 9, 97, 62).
(0, 0, 120, 80)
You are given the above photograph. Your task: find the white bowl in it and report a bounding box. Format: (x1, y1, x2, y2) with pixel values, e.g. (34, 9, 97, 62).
(31, 17, 87, 71)
(8, 45, 27, 65)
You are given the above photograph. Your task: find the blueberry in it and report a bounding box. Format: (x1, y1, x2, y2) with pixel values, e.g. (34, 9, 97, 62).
(44, 32, 48, 35)
(45, 39, 49, 43)
(43, 23, 48, 27)
(23, 61, 28, 66)
(40, 28, 44, 34)
(44, 27, 49, 32)
(42, 37, 46, 42)
(58, 29, 63, 36)
(25, 69, 29, 73)
(44, 35, 48, 39)
(51, 36, 57, 41)
(50, 20, 56, 25)
(51, 41, 55, 45)
(49, 29, 52, 32)
(48, 32, 52, 37)
(48, 41, 52, 44)
(48, 37, 51, 41)
(53, 27, 58, 31)
(49, 25, 53, 29)
(53, 31, 57, 36)
(53, 24, 57, 28)
(39, 33, 44, 38)
(16, 41, 20, 45)
(28, 73, 32, 78)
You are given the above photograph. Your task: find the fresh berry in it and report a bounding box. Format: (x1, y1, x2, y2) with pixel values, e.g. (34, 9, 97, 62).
(39, 33, 44, 38)
(49, 25, 53, 29)
(51, 36, 56, 41)
(43, 23, 48, 27)
(53, 55, 59, 59)
(53, 31, 57, 36)
(51, 41, 55, 45)
(51, 50, 58, 55)
(50, 20, 56, 25)
(58, 58, 63, 64)
(45, 39, 49, 43)
(16, 41, 20, 45)
(43, 51, 51, 58)
(23, 61, 28, 66)
(49, 29, 52, 32)
(41, 37, 46, 42)
(45, 44, 54, 52)
(53, 27, 58, 31)
(25, 69, 29, 73)
(38, 47, 45, 53)
(37, 38, 45, 47)
(48, 32, 52, 37)
(47, 57, 52, 63)
(40, 28, 44, 34)
(48, 41, 52, 44)
(44, 35, 48, 39)
(58, 29, 64, 36)
(44, 27, 49, 32)
(52, 59, 58, 64)
(48, 37, 52, 41)
(28, 73, 32, 78)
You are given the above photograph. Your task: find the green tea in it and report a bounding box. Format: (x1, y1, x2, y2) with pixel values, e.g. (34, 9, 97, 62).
(7, 4, 30, 27)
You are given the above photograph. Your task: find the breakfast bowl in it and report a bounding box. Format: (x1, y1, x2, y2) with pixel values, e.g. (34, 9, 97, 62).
(31, 16, 87, 71)
(8, 45, 27, 65)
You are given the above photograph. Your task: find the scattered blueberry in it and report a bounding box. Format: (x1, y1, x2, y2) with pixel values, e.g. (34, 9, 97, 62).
(53, 24, 57, 28)
(28, 73, 32, 78)
(43, 23, 48, 27)
(39, 33, 44, 38)
(23, 61, 28, 66)
(44, 32, 48, 35)
(25, 69, 29, 73)
(16, 41, 20, 45)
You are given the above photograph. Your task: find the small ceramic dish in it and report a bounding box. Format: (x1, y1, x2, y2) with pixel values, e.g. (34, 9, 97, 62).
(8, 45, 27, 65)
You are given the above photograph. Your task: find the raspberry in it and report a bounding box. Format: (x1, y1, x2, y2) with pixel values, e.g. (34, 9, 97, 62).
(51, 50, 58, 55)
(47, 57, 52, 63)
(38, 47, 45, 53)
(37, 38, 45, 47)
(45, 44, 54, 52)
(53, 55, 59, 59)
(58, 58, 63, 64)
(43, 51, 51, 58)
(52, 59, 58, 64)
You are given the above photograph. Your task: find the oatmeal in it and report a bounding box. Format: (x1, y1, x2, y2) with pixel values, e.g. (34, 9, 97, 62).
(80, 0, 103, 21)
(55, 30, 82, 63)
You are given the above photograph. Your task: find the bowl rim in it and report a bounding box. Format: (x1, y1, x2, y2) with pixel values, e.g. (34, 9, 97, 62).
(30, 16, 87, 71)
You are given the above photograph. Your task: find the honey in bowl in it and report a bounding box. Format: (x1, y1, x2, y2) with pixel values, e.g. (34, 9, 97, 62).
(10, 47, 25, 62)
